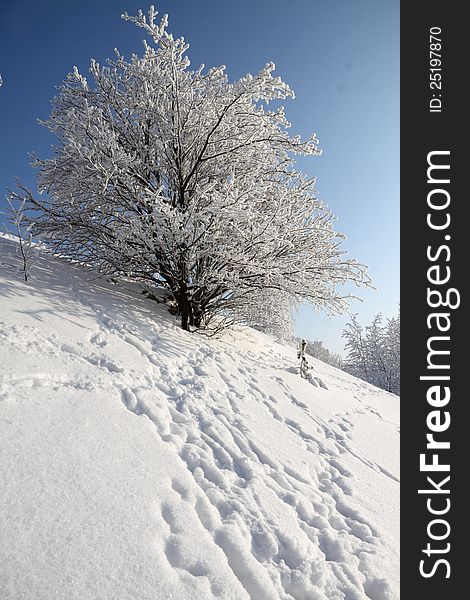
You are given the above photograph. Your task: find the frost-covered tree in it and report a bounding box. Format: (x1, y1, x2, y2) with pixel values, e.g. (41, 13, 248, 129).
(342, 310, 400, 394)
(383, 310, 400, 395)
(13, 5, 370, 331)
(342, 315, 368, 379)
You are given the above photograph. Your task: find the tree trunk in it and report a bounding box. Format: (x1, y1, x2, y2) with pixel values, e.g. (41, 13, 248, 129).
(177, 274, 193, 331)
(179, 290, 192, 331)
(181, 307, 190, 330)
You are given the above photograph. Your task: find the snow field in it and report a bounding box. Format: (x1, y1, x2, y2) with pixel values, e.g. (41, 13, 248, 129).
(0, 236, 399, 599)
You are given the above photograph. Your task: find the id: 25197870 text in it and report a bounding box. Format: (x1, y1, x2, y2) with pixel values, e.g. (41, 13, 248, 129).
(429, 26, 443, 113)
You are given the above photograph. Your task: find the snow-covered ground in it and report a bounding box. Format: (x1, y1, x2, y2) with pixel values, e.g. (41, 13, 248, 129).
(0, 236, 399, 600)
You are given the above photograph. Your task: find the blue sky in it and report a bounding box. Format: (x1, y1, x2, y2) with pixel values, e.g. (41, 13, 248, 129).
(0, 0, 399, 353)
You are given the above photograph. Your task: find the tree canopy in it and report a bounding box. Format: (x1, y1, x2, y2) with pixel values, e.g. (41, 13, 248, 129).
(13, 6, 370, 332)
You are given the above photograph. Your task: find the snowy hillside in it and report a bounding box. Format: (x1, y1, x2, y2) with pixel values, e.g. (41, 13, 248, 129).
(0, 236, 399, 600)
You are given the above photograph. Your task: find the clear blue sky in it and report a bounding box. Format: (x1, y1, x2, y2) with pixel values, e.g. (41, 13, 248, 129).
(0, 0, 399, 354)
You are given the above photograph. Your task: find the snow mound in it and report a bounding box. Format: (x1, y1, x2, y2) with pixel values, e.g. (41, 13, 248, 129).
(0, 236, 399, 600)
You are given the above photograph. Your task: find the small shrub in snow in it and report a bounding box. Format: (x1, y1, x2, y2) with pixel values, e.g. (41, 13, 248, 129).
(297, 339, 312, 380)
(2, 197, 35, 282)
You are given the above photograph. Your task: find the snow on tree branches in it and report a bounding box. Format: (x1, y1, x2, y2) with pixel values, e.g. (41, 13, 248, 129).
(11, 5, 370, 332)
(342, 310, 400, 395)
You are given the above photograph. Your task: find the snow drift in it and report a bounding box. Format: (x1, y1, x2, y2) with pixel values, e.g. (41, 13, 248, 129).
(0, 236, 399, 599)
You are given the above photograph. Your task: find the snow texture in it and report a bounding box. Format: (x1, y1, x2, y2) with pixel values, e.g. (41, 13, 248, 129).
(0, 236, 399, 599)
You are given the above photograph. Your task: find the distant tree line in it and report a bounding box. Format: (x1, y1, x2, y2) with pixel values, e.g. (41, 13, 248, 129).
(295, 338, 343, 369)
(342, 309, 400, 395)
